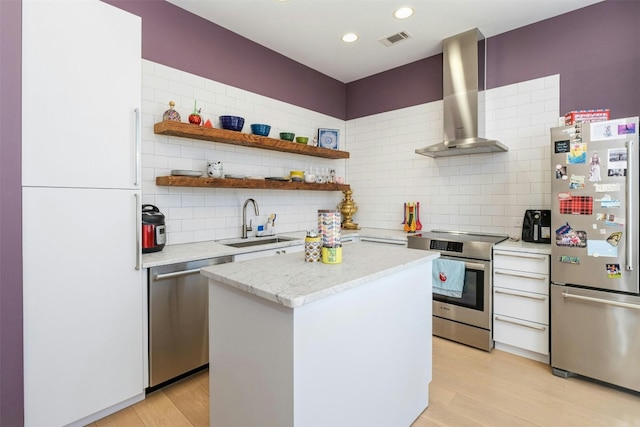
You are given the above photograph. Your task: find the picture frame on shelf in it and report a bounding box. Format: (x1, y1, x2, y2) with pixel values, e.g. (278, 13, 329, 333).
(318, 128, 339, 150)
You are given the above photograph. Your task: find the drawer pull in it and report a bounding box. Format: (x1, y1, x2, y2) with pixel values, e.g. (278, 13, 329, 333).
(494, 315, 546, 331)
(495, 269, 546, 281)
(495, 251, 547, 261)
(495, 288, 547, 301)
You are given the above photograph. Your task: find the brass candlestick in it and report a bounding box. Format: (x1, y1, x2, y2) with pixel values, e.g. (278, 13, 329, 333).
(338, 189, 359, 230)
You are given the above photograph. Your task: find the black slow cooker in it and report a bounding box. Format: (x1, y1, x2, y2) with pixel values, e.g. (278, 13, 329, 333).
(142, 204, 166, 253)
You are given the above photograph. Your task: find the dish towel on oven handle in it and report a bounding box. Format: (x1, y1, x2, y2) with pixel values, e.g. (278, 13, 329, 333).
(432, 258, 465, 298)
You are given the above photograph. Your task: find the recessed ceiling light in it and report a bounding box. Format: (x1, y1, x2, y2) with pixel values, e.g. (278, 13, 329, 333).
(394, 6, 414, 19)
(342, 33, 359, 43)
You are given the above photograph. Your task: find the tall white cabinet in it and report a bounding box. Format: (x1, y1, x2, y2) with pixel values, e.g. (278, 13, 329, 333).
(22, 1, 144, 425)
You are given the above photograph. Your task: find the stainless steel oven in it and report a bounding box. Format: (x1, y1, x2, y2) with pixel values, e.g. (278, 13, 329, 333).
(407, 230, 507, 351)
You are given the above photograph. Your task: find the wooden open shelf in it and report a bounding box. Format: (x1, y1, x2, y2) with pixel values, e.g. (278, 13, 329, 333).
(156, 176, 350, 192)
(154, 121, 349, 160)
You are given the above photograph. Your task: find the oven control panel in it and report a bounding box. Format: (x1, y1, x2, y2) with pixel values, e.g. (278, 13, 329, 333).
(429, 240, 463, 253)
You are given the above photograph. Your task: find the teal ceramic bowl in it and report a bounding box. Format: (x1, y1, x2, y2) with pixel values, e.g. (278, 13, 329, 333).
(250, 124, 271, 136)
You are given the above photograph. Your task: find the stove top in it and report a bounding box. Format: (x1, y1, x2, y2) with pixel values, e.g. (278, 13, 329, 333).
(407, 230, 508, 261)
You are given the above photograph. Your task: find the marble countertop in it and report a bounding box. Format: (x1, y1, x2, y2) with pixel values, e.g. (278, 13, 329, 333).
(494, 238, 551, 255)
(142, 228, 414, 268)
(201, 241, 439, 308)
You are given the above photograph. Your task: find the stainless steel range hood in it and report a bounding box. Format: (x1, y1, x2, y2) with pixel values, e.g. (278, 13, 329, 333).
(416, 28, 507, 158)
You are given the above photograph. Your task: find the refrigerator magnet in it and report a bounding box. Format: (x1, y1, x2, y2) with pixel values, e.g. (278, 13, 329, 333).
(588, 152, 602, 182)
(606, 232, 622, 247)
(605, 218, 624, 228)
(596, 213, 616, 222)
(607, 148, 627, 177)
(554, 140, 571, 154)
(606, 264, 622, 278)
(555, 164, 567, 179)
(556, 230, 587, 248)
(559, 255, 580, 264)
(567, 143, 587, 164)
(569, 174, 585, 189)
(587, 240, 618, 257)
(600, 199, 620, 208)
(595, 183, 621, 192)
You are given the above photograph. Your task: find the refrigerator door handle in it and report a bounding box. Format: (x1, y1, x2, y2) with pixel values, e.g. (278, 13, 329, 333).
(562, 291, 640, 311)
(626, 140, 634, 271)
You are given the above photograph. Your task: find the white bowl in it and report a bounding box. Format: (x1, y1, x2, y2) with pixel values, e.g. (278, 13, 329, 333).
(304, 174, 316, 183)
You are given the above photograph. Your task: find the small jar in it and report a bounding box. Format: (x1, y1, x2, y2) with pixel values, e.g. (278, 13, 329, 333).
(304, 230, 321, 262)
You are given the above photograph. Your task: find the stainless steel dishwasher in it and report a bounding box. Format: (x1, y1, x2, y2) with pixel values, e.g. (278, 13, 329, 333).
(148, 256, 232, 389)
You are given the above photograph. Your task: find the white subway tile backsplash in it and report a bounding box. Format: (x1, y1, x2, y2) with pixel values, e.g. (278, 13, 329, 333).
(142, 60, 345, 245)
(143, 59, 558, 243)
(346, 74, 559, 237)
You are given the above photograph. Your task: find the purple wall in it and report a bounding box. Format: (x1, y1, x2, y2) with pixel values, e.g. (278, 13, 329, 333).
(103, 0, 347, 119)
(0, 0, 24, 425)
(346, 0, 640, 120)
(486, 0, 640, 119)
(346, 55, 443, 120)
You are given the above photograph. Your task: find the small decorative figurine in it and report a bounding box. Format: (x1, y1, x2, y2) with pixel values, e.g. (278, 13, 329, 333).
(162, 101, 181, 122)
(188, 100, 202, 125)
(207, 161, 224, 178)
(337, 189, 359, 230)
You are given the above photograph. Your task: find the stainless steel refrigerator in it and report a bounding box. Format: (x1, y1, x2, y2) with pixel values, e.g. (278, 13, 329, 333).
(550, 117, 640, 392)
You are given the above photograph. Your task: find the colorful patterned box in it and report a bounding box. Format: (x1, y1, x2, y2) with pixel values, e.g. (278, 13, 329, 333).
(564, 109, 610, 125)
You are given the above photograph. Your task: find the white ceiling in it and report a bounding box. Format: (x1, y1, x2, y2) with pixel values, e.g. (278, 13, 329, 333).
(166, 0, 603, 83)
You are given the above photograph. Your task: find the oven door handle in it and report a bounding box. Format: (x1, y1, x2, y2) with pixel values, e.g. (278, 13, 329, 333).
(440, 256, 486, 271)
(462, 261, 486, 271)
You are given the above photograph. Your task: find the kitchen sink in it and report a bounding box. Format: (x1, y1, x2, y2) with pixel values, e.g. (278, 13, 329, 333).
(222, 236, 300, 248)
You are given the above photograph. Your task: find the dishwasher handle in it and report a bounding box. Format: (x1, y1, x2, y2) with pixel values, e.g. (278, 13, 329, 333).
(153, 268, 203, 281)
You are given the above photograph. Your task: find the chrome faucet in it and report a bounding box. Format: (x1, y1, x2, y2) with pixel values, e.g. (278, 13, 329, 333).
(242, 198, 260, 239)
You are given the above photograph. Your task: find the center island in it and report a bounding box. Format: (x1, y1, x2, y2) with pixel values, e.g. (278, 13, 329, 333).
(200, 241, 439, 427)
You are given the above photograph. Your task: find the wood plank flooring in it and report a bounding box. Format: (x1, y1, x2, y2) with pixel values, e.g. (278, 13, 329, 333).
(91, 337, 640, 426)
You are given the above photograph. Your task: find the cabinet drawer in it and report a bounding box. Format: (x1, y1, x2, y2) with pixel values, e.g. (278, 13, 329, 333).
(233, 245, 303, 262)
(493, 268, 549, 295)
(493, 314, 549, 355)
(494, 250, 549, 274)
(494, 286, 549, 324)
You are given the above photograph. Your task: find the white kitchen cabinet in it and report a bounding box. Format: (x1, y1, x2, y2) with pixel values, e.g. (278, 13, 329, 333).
(23, 188, 144, 426)
(22, 0, 141, 190)
(493, 248, 550, 363)
(22, 1, 143, 426)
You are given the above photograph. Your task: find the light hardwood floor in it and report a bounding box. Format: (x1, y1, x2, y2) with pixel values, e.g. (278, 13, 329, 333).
(91, 337, 640, 426)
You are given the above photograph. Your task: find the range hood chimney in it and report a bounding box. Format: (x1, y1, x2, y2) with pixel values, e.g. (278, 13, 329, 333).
(415, 28, 507, 157)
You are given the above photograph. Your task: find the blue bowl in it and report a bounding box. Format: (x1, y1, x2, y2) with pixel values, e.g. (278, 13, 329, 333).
(220, 115, 245, 132)
(250, 124, 271, 136)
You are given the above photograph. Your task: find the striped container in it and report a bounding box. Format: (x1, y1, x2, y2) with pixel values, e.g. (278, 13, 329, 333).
(318, 210, 341, 248)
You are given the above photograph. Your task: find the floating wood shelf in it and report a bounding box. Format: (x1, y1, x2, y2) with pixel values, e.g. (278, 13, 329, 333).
(154, 121, 349, 160)
(156, 176, 351, 192)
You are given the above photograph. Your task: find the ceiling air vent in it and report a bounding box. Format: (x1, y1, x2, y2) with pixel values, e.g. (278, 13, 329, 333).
(379, 31, 411, 47)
